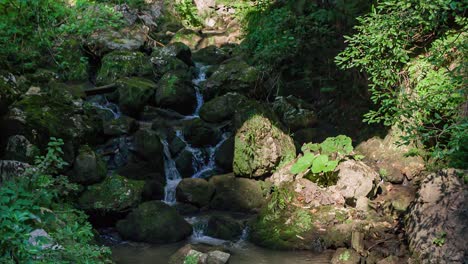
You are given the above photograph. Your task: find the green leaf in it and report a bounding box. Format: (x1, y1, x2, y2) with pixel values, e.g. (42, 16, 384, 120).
(290, 153, 316, 174)
(311, 154, 329, 173)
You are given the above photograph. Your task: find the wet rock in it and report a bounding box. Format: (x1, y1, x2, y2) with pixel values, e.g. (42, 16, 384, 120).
(133, 129, 164, 171)
(175, 149, 194, 177)
(233, 112, 296, 178)
(214, 136, 234, 171)
(182, 118, 220, 147)
(356, 129, 425, 183)
(69, 145, 107, 185)
(0, 160, 30, 183)
(193, 45, 229, 65)
(117, 160, 164, 181)
(170, 28, 202, 50)
(78, 174, 144, 214)
(336, 160, 378, 200)
(405, 169, 467, 263)
(96, 51, 153, 85)
(142, 179, 165, 201)
(331, 248, 360, 264)
(206, 215, 243, 240)
(115, 77, 157, 116)
(272, 96, 317, 131)
(169, 135, 186, 157)
(169, 244, 230, 264)
(209, 173, 265, 212)
(176, 178, 215, 207)
(154, 72, 196, 115)
(207, 250, 230, 264)
(150, 44, 191, 78)
(204, 58, 259, 99)
(4, 135, 39, 163)
(199, 92, 248, 123)
(103, 116, 138, 136)
(116, 201, 192, 243)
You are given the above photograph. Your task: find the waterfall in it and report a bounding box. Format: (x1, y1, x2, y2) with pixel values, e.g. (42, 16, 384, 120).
(161, 139, 182, 205)
(186, 63, 209, 118)
(90, 95, 121, 119)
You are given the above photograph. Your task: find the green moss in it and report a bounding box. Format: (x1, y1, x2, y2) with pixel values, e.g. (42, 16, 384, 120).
(97, 51, 153, 85)
(116, 77, 157, 116)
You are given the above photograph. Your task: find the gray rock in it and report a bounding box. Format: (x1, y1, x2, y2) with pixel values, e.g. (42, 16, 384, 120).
(331, 248, 360, 264)
(70, 145, 107, 185)
(336, 160, 378, 200)
(4, 135, 39, 163)
(176, 178, 215, 207)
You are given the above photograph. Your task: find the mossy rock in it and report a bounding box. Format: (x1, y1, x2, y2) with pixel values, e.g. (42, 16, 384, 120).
(192, 45, 229, 65)
(116, 77, 157, 116)
(154, 72, 196, 115)
(182, 118, 220, 147)
(209, 173, 265, 213)
(133, 129, 164, 172)
(97, 51, 153, 85)
(176, 178, 215, 207)
(78, 174, 145, 214)
(4, 135, 39, 163)
(103, 115, 139, 136)
(199, 92, 249, 123)
(70, 145, 107, 185)
(272, 96, 317, 132)
(233, 109, 296, 178)
(206, 215, 244, 241)
(150, 43, 192, 78)
(175, 149, 195, 177)
(170, 28, 202, 50)
(214, 136, 234, 171)
(116, 201, 193, 243)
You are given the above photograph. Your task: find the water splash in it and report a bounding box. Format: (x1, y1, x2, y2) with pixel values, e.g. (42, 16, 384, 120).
(186, 63, 209, 118)
(185, 216, 227, 245)
(90, 95, 121, 119)
(161, 139, 182, 205)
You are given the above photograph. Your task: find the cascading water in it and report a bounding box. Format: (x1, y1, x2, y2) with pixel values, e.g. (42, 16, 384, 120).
(161, 139, 182, 205)
(89, 95, 121, 119)
(186, 63, 209, 118)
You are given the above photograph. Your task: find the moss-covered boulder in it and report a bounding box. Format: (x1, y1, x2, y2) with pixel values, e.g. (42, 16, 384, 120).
(4, 135, 39, 163)
(96, 51, 153, 85)
(70, 145, 107, 185)
(182, 118, 220, 147)
(154, 72, 196, 115)
(204, 58, 259, 99)
(103, 116, 139, 136)
(192, 45, 229, 65)
(170, 28, 202, 50)
(215, 136, 234, 171)
(331, 248, 361, 264)
(115, 77, 157, 116)
(85, 26, 148, 57)
(206, 215, 244, 241)
(233, 112, 296, 178)
(272, 96, 317, 131)
(150, 43, 192, 78)
(176, 178, 215, 207)
(175, 149, 194, 177)
(78, 174, 145, 214)
(199, 93, 248, 123)
(116, 201, 192, 243)
(209, 173, 265, 212)
(133, 129, 164, 172)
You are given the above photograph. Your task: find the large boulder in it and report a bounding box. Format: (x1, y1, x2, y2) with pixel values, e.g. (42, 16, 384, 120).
(182, 118, 220, 147)
(176, 178, 215, 207)
(233, 112, 296, 178)
(85, 26, 148, 57)
(192, 45, 229, 65)
(203, 58, 259, 99)
(214, 136, 234, 171)
(209, 173, 265, 212)
(115, 77, 157, 116)
(69, 145, 107, 185)
(116, 201, 192, 243)
(154, 72, 196, 115)
(96, 51, 153, 85)
(199, 93, 248, 123)
(103, 116, 139, 136)
(78, 174, 144, 215)
(335, 160, 378, 201)
(4, 135, 39, 163)
(175, 149, 195, 177)
(150, 43, 192, 78)
(272, 96, 317, 131)
(405, 169, 467, 263)
(206, 215, 244, 241)
(133, 129, 164, 172)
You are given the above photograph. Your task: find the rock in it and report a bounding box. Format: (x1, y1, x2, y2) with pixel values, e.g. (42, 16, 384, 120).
(204, 58, 259, 99)
(206, 215, 243, 240)
(293, 178, 345, 207)
(356, 128, 425, 183)
(116, 201, 192, 243)
(182, 118, 220, 147)
(169, 135, 186, 157)
(207, 251, 230, 264)
(176, 178, 215, 207)
(405, 169, 467, 263)
(214, 136, 234, 171)
(28, 229, 53, 250)
(193, 45, 229, 65)
(85, 26, 148, 57)
(209, 173, 265, 212)
(133, 129, 164, 172)
(78, 174, 144, 214)
(4, 135, 39, 163)
(175, 149, 194, 177)
(115, 77, 157, 116)
(170, 28, 202, 50)
(70, 145, 107, 185)
(336, 160, 378, 200)
(376, 256, 399, 264)
(272, 96, 317, 131)
(150, 44, 191, 78)
(0, 160, 30, 183)
(142, 179, 165, 201)
(199, 92, 248, 123)
(117, 160, 164, 181)
(96, 51, 153, 85)
(331, 248, 360, 264)
(233, 112, 296, 178)
(154, 72, 196, 115)
(103, 116, 139, 136)
(169, 244, 230, 264)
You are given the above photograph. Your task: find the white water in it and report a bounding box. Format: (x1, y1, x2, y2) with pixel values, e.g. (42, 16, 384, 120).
(185, 63, 209, 119)
(162, 139, 182, 205)
(91, 95, 121, 119)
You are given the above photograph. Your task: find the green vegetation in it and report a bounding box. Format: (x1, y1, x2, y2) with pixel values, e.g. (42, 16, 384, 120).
(174, 0, 202, 28)
(336, 0, 467, 168)
(433, 232, 447, 247)
(0, 138, 111, 263)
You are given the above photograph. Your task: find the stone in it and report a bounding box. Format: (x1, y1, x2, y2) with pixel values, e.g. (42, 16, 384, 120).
(376, 256, 399, 264)
(96, 51, 153, 85)
(170, 28, 202, 50)
(176, 178, 215, 207)
(78, 174, 144, 214)
(207, 250, 230, 264)
(331, 248, 360, 264)
(116, 201, 192, 243)
(206, 215, 243, 240)
(85, 26, 148, 57)
(142, 179, 165, 201)
(0, 160, 30, 183)
(169, 244, 230, 264)
(192, 45, 229, 65)
(214, 136, 234, 171)
(182, 118, 220, 147)
(209, 173, 265, 212)
(28, 229, 53, 250)
(272, 96, 317, 131)
(115, 77, 157, 116)
(336, 160, 378, 200)
(70, 145, 107, 185)
(150, 44, 191, 78)
(199, 92, 248, 123)
(133, 129, 164, 172)
(175, 149, 194, 177)
(405, 169, 467, 263)
(154, 72, 196, 115)
(117, 160, 164, 181)
(4, 135, 39, 163)
(103, 116, 138, 136)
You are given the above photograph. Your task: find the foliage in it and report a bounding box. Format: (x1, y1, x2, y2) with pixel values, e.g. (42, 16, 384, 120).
(0, 138, 112, 263)
(291, 135, 354, 187)
(174, 0, 202, 28)
(266, 185, 293, 217)
(183, 253, 200, 264)
(339, 250, 351, 261)
(433, 232, 447, 247)
(0, 0, 123, 77)
(336, 0, 467, 168)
